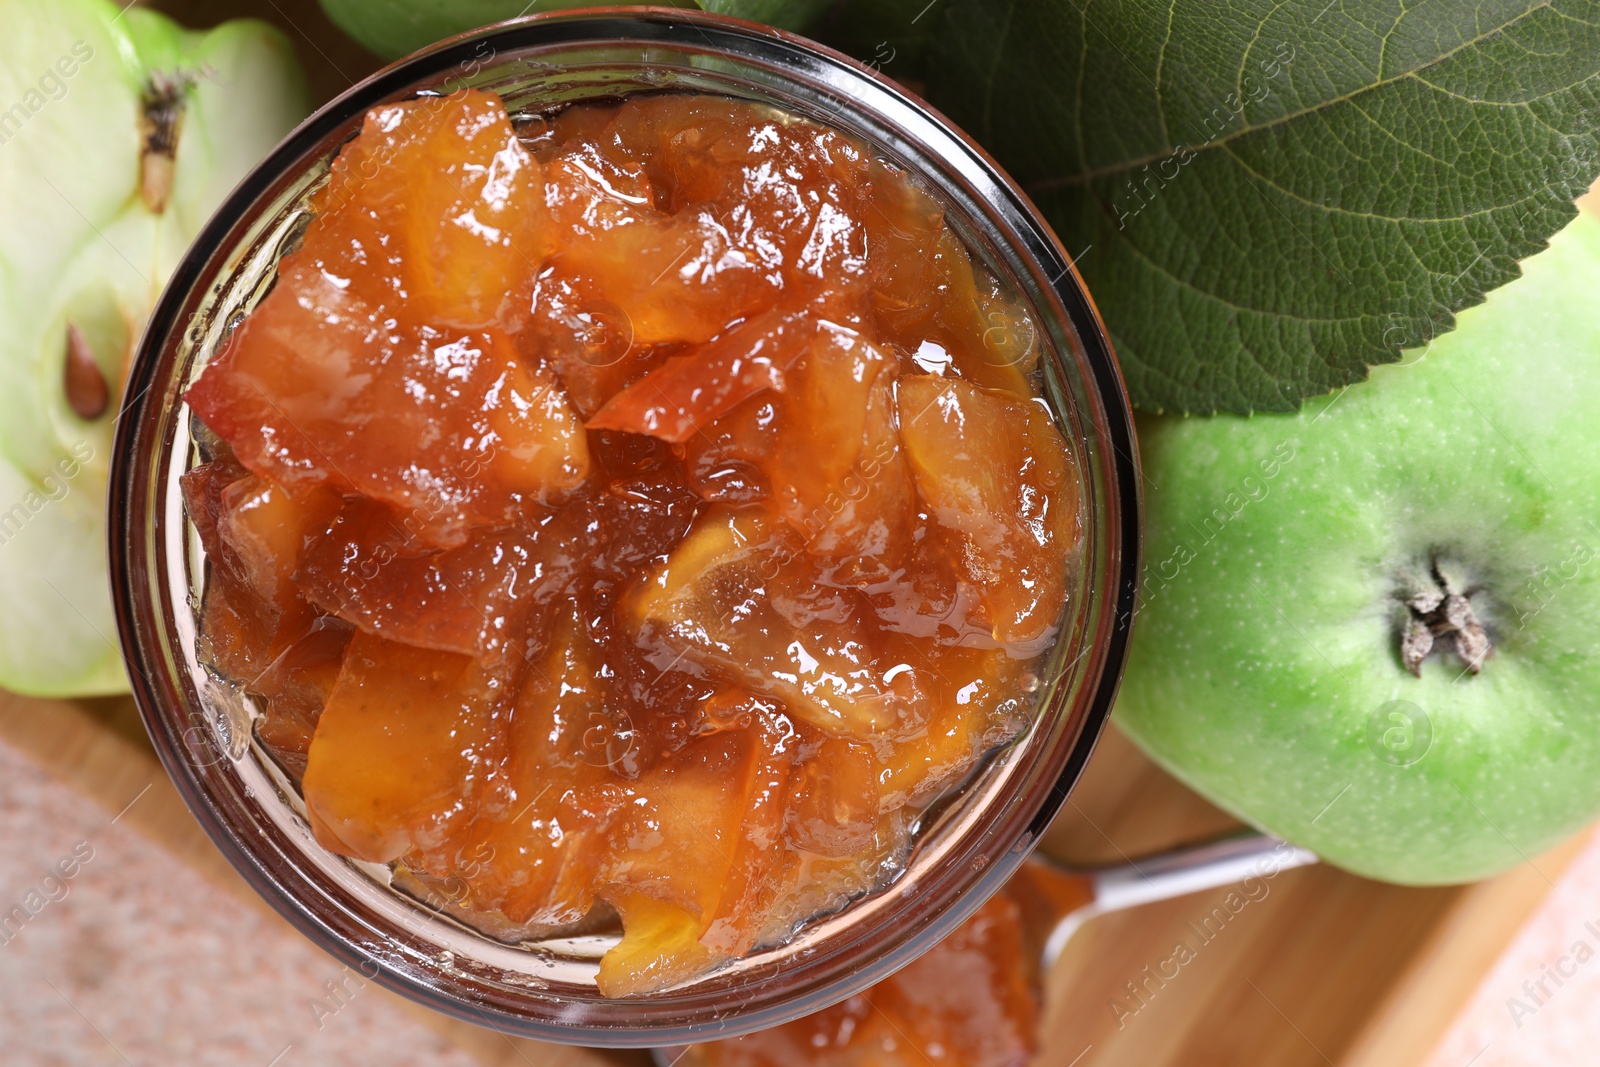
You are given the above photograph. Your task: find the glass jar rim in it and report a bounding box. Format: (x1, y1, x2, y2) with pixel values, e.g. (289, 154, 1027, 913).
(108, 6, 1142, 1047)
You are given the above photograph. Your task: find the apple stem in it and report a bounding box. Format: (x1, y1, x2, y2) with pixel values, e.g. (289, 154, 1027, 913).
(139, 74, 193, 215)
(1400, 561, 1494, 677)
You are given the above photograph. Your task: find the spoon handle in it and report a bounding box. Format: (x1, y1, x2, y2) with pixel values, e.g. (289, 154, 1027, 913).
(1021, 831, 1319, 965)
(1084, 831, 1317, 913)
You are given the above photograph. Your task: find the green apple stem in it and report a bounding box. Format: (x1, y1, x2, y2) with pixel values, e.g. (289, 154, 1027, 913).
(139, 74, 193, 214)
(1400, 561, 1494, 677)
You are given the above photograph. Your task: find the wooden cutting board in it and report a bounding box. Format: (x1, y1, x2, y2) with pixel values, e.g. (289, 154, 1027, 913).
(1036, 725, 1586, 1067)
(1, 689, 1583, 1066)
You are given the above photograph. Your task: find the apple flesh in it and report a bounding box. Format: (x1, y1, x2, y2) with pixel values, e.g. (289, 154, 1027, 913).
(1116, 209, 1600, 885)
(0, 0, 309, 696)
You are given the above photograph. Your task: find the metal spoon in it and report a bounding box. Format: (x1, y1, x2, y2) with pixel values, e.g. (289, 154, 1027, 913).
(653, 831, 1318, 1064)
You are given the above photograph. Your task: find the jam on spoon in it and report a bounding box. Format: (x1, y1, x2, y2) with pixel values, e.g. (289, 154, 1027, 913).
(669, 834, 1317, 1066)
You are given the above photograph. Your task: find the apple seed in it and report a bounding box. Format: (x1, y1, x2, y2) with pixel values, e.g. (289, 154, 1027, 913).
(63, 323, 108, 420)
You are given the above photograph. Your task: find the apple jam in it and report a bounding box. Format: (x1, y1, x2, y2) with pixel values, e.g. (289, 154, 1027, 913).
(180, 88, 1083, 995)
(679, 888, 1042, 1067)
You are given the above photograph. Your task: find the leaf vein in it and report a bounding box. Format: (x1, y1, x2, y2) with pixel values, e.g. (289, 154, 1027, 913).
(1214, 140, 1551, 224)
(1345, 91, 1448, 165)
(1110, 227, 1373, 323)
(1234, 0, 1290, 106)
(1154, 0, 1178, 147)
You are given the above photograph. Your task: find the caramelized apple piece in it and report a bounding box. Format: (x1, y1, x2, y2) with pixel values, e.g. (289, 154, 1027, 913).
(298, 466, 697, 665)
(544, 205, 773, 349)
(681, 393, 778, 507)
(517, 100, 622, 162)
(294, 496, 552, 662)
(863, 521, 992, 648)
(864, 158, 1035, 395)
(587, 310, 819, 442)
(182, 460, 320, 680)
(450, 609, 631, 928)
(187, 298, 589, 546)
(878, 645, 1029, 810)
(898, 375, 1081, 651)
(187, 90, 587, 546)
(677, 326, 916, 581)
(182, 457, 255, 595)
(966, 270, 1042, 390)
(540, 143, 773, 348)
(314, 90, 546, 327)
(596, 708, 793, 995)
(809, 368, 916, 579)
(784, 734, 882, 859)
(523, 271, 673, 418)
(600, 891, 719, 997)
(217, 475, 341, 606)
(527, 95, 876, 368)
(183, 461, 356, 770)
(763, 331, 915, 575)
(631, 509, 930, 739)
(250, 616, 355, 773)
(864, 157, 945, 334)
(540, 140, 657, 235)
(600, 95, 873, 301)
(188, 576, 302, 696)
(303, 634, 505, 867)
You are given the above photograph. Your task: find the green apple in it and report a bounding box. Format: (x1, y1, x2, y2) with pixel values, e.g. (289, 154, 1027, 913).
(318, 0, 834, 61)
(1116, 208, 1600, 885)
(0, 0, 309, 696)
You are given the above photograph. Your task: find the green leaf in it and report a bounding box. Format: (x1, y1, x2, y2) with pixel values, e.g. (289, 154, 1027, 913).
(915, 0, 1600, 413)
(318, 0, 831, 61)
(816, 0, 941, 82)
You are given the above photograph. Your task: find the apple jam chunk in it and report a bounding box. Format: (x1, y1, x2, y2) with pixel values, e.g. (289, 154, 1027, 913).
(181, 87, 1084, 994)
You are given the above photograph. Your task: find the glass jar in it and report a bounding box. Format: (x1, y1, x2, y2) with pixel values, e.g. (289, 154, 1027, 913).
(108, 7, 1140, 1047)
